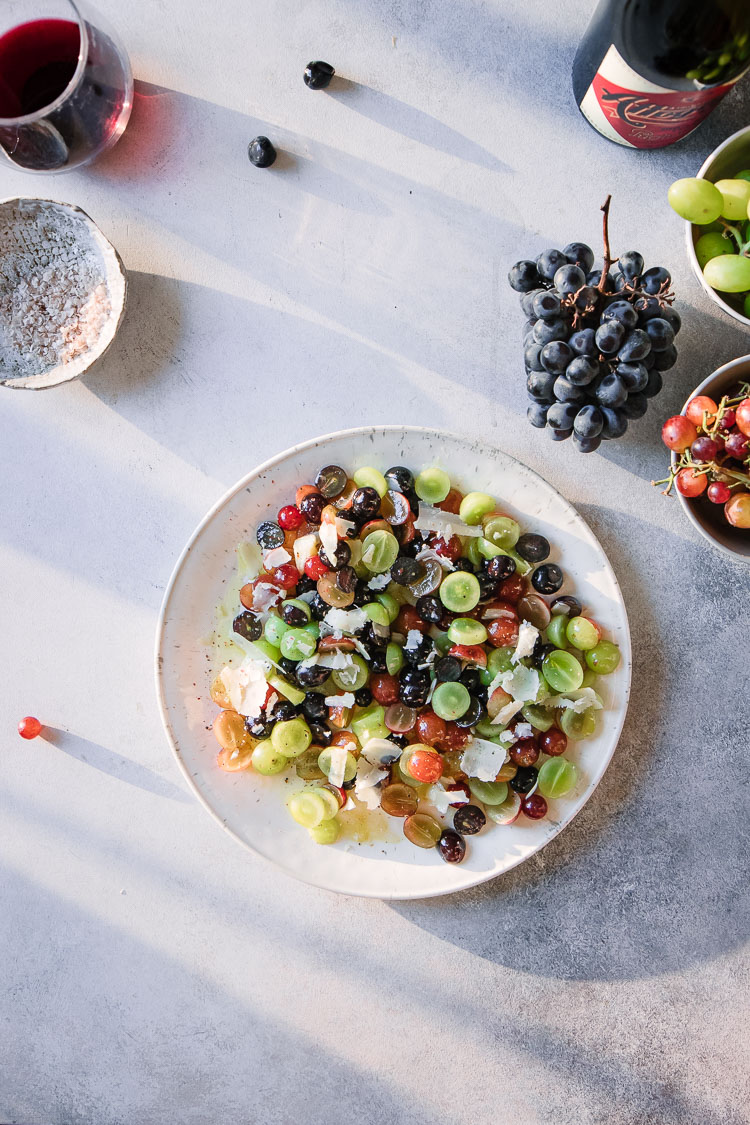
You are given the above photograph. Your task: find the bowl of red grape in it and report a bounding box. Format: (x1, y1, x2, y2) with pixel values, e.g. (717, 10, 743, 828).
(656, 355, 750, 562)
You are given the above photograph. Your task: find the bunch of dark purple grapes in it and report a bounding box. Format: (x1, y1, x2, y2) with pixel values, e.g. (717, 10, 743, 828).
(508, 202, 680, 452)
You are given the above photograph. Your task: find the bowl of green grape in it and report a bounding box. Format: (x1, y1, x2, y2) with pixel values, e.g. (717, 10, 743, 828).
(668, 126, 750, 328)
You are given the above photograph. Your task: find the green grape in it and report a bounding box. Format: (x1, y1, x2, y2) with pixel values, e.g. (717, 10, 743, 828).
(559, 707, 597, 741)
(521, 703, 554, 732)
(294, 747, 326, 780)
(704, 253, 750, 292)
(385, 642, 404, 675)
(376, 591, 399, 623)
(351, 703, 388, 744)
(487, 645, 515, 676)
(542, 650, 584, 693)
(332, 654, 369, 691)
(248, 638, 281, 665)
(482, 515, 521, 550)
(414, 467, 451, 503)
(303, 621, 320, 640)
(546, 614, 569, 649)
(361, 529, 400, 573)
(537, 758, 578, 799)
(433, 632, 454, 655)
(744, 293, 750, 318)
(566, 617, 600, 651)
(432, 681, 471, 721)
(477, 536, 503, 559)
(288, 791, 327, 828)
(447, 617, 488, 646)
(353, 466, 388, 497)
(735, 169, 750, 182)
(667, 177, 723, 224)
(466, 537, 484, 567)
(267, 674, 306, 706)
(695, 231, 734, 270)
(580, 668, 598, 689)
(585, 640, 621, 674)
(280, 627, 318, 661)
(468, 779, 508, 805)
(264, 616, 289, 647)
(439, 570, 481, 612)
(715, 178, 750, 220)
(473, 718, 506, 741)
(364, 601, 390, 627)
(459, 491, 496, 525)
(309, 818, 341, 844)
(308, 786, 341, 819)
(317, 747, 358, 782)
(271, 717, 312, 758)
(251, 740, 288, 775)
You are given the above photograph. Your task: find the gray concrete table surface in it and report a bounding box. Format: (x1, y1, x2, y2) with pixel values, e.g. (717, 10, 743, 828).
(1, 1, 749, 1122)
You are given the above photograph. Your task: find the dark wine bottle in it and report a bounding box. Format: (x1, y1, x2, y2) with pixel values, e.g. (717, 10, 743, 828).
(573, 0, 750, 149)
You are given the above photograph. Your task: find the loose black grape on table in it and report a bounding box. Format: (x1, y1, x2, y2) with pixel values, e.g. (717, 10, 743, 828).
(509, 197, 680, 452)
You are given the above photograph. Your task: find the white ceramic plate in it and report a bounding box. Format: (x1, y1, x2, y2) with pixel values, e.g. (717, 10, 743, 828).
(156, 427, 632, 899)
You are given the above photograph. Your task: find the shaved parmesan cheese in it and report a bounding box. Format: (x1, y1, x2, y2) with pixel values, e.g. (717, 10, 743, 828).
(323, 607, 369, 634)
(543, 687, 604, 713)
(341, 797, 357, 813)
(498, 665, 540, 703)
(319, 520, 339, 562)
(414, 504, 483, 540)
(266, 692, 279, 714)
(324, 692, 355, 710)
(427, 783, 469, 815)
(367, 572, 391, 591)
(296, 589, 317, 605)
(351, 637, 372, 661)
(361, 738, 399, 765)
(263, 546, 291, 569)
(354, 760, 387, 809)
(512, 621, 539, 664)
(335, 517, 356, 538)
(514, 722, 534, 739)
(490, 700, 524, 726)
(328, 745, 349, 788)
(252, 581, 283, 613)
(220, 660, 269, 717)
(404, 629, 423, 651)
(460, 738, 509, 782)
(416, 546, 456, 571)
(293, 533, 319, 572)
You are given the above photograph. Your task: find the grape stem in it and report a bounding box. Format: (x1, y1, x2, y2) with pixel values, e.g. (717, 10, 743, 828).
(719, 219, 750, 256)
(598, 195, 617, 292)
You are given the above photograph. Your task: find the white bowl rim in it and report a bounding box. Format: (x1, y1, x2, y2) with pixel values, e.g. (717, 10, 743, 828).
(154, 425, 633, 898)
(685, 124, 750, 329)
(671, 353, 750, 564)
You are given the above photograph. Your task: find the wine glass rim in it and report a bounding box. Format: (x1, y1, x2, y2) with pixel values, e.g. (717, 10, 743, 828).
(0, 0, 89, 126)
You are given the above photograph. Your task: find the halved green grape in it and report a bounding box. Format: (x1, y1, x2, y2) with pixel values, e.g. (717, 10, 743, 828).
(404, 812, 443, 847)
(433, 632, 454, 655)
(280, 627, 318, 661)
(386, 642, 404, 675)
(546, 614, 570, 649)
(415, 467, 451, 504)
(353, 466, 388, 497)
(542, 650, 584, 693)
(447, 617, 488, 646)
(288, 790, 327, 828)
(486, 790, 521, 824)
(317, 747, 358, 782)
(439, 570, 481, 612)
(432, 681, 471, 721)
(376, 591, 399, 623)
(332, 654, 369, 691)
(468, 779, 508, 805)
(264, 616, 289, 647)
(559, 707, 597, 740)
(487, 645, 516, 676)
(361, 529, 400, 573)
(482, 515, 521, 550)
(715, 178, 750, 220)
(407, 558, 442, 597)
(466, 538, 484, 567)
(267, 674, 306, 706)
(295, 747, 326, 780)
(364, 601, 390, 627)
(537, 757, 578, 799)
(667, 177, 723, 224)
(566, 616, 600, 651)
(351, 703, 389, 744)
(695, 231, 734, 270)
(249, 638, 282, 665)
(704, 253, 750, 292)
(459, 491, 496, 525)
(581, 668, 598, 689)
(585, 640, 621, 674)
(309, 818, 341, 844)
(477, 536, 503, 559)
(473, 718, 506, 741)
(308, 786, 341, 819)
(252, 740, 288, 775)
(521, 703, 555, 732)
(271, 717, 312, 758)
(303, 621, 320, 640)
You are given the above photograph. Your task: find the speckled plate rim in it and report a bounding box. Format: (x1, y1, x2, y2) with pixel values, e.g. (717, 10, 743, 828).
(155, 426, 632, 900)
(0, 197, 127, 390)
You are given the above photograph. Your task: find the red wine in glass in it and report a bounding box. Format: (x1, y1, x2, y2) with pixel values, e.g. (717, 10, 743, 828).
(0, 1, 132, 172)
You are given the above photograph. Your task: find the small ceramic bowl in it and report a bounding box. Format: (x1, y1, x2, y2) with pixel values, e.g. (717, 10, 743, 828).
(0, 197, 127, 389)
(686, 126, 750, 329)
(671, 354, 750, 562)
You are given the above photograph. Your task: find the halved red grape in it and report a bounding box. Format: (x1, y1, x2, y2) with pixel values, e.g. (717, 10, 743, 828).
(385, 702, 417, 733)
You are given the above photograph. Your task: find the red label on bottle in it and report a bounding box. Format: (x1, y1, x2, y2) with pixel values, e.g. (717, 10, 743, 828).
(580, 45, 741, 149)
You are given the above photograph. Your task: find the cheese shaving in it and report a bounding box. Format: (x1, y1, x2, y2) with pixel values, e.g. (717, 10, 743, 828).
(220, 660, 269, 718)
(512, 621, 539, 664)
(323, 607, 369, 634)
(328, 745, 349, 788)
(354, 760, 387, 809)
(319, 520, 339, 562)
(426, 783, 469, 815)
(460, 738, 509, 782)
(543, 687, 604, 713)
(324, 692, 355, 710)
(415, 546, 456, 571)
(490, 699, 524, 726)
(263, 546, 291, 569)
(404, 629, 423, 651)
(498, 665, 540, 703)
(252, 582, 283, 613)
(293, 533, 319, 572)
(367, 572, 391, 591)
(414, 504, 483, 539)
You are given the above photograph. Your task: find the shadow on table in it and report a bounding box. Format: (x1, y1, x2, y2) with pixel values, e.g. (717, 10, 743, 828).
(389, 507, 750, 983)
(42, 727, 191, 804)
